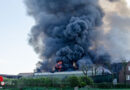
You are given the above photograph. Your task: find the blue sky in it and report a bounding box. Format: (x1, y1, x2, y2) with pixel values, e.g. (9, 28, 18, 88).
(0, 0, 39, 75)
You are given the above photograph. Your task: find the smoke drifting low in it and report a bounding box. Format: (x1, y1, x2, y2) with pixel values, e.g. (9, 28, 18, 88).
(25, 0, 130, 72)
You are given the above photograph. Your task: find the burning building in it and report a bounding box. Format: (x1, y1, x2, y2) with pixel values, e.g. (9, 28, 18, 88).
(25, 0, 111, 72)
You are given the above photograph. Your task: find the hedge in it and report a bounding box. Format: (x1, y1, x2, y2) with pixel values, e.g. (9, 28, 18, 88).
(93, 83, 130, 89)
(2, 76, 93, 89)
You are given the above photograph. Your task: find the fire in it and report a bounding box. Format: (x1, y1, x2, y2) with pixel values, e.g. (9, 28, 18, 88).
(73, 62, 78, 69)
(55, 61, 63, 72)
(54, 61, 78, 72)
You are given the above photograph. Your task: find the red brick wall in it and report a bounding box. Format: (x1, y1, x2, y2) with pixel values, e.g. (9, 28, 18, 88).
(119, 62, 130, 83)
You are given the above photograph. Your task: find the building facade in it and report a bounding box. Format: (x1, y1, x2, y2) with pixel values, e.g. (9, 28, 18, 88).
(119, 61, 130, 83)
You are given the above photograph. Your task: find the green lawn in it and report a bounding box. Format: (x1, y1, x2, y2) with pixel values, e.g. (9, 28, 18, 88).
(1, 88, 130, 90)
(80, 88, 130, 90)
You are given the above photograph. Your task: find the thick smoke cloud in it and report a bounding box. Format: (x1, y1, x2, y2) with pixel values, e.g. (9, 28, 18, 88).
(25, 0, 111, 72)
(109, 0, 119, 2)
(98, 0, 130, 62)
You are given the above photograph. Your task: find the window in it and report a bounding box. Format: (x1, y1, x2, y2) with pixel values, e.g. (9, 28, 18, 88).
(126, 75, 130, 80)
(128, 66, 130, 71)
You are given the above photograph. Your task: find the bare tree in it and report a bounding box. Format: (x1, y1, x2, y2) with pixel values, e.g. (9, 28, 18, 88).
(82, 65, 89, 76)
(94, 64, 99, 76)
(91, 65, 94, 76)
(102, 67, 105, 75)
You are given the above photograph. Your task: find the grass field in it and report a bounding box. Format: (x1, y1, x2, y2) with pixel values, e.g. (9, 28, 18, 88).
(80, 88, 130, 90)
(79, 88, 130, 90)
(1, 88, 130, 90)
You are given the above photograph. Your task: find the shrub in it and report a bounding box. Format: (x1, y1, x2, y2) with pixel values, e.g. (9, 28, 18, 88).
(3, 76, 94, 88)
(43, 78, 52, 87)
(50, 78, 61, 87)
(66, 76, 80, 87)
(80, 76, 94, 86)
(91, 75, 113, 83)
(80, 82, 86, 87)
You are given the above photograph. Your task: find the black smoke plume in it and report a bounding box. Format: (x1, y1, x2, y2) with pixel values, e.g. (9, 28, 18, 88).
(25, 0, 111, 72)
